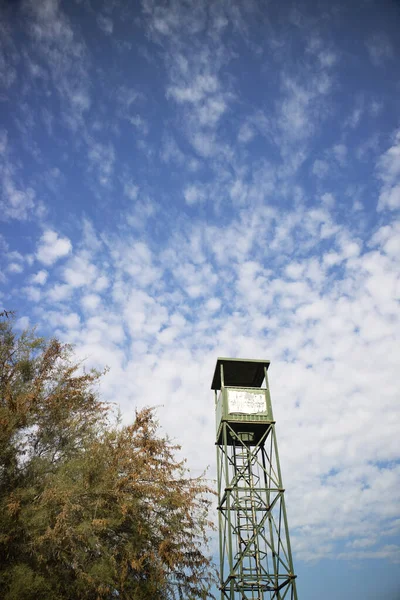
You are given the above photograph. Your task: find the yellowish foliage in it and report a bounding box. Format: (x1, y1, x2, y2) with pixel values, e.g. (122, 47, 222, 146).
(0, 312, 216, 599)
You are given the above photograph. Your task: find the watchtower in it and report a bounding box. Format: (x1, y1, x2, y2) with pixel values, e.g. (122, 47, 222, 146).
(212, 358, 298, 599)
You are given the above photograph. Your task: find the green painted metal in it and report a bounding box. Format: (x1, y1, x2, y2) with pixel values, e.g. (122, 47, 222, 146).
(213, 358, 298, 600)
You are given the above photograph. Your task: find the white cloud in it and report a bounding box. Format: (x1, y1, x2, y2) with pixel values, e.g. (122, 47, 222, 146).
(81, 293, 101, 311)
(23, 0, 91, 128)
(23, 286, 41, 302)
(31, 270, 48, 285)
(71, 90, 90, 112)
(321, 192, 335, 208)
(6, 250, 23, 262)
(377, 130, 400, 184)
(36, 230, 72, 265)
(377, 129, 400, 211)
(197, 97, 226, 127)
(285, 262, 305, 279)
(97, 14, 113, 35)
(312, 159, 329, 178)
(229, 179, 248, 204)
(237, 122, 254, 144)
(87, 141, 115, 187)
(129, 115, 148, 135)
(205, 297, 221, 312)
(160, 134, 185, 165)
(346, 104, 363, 129)
(318, 50, 336, 68)
(370, 222, 400, 257)
(323, 251, 342, 267)
(48, 311, 80, 329)
(0, 170, 35, 220)
(191, 131, 217, 157)
(7, 262, 23, 274)
(81, 219, 103, 254)
(369, 100, 383, 116)
(93, 275, 109, 292)
(379, 184, 400, 211)
(184, 184, 206, 206)
(0, 129, 7, 155)
(366, 33, 393, 66)
(126, 198, 156, 229)
(119, 241, 160, 287)
(278, 72, 332, 141)
(167, 74, 219, 104)
(158, 325, 180, 344)
(63, 255, 97, 288)
(332, 144, 347, 165)
(47, 283, 72, 302)
(123, 182, 139, 201)
(16, 316, 30, 329)
(161, 36, 232, 164)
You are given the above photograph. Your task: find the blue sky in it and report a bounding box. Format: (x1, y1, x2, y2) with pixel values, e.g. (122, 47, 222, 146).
(1, 0, 400, 598)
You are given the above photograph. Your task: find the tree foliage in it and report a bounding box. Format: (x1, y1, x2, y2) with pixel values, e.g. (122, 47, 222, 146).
(0, 312, 215, 599)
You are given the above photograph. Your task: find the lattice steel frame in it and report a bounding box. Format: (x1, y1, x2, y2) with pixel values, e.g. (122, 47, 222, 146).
(215, 369, 298, 599)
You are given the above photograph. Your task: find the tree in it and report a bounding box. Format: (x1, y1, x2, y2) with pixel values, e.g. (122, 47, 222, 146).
(0, 312, 215, 599)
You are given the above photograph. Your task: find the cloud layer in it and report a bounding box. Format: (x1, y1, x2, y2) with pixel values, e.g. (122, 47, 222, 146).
(1, 1, 400, 593)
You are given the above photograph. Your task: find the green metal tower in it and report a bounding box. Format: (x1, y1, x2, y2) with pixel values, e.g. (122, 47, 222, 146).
(212, 358, 298, 600)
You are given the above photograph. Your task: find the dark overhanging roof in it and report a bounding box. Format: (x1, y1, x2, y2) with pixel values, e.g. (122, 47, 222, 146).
(211, 357, 270, 390)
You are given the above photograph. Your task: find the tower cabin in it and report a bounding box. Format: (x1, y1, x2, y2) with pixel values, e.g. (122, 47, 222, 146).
(212, 357, 273, 446)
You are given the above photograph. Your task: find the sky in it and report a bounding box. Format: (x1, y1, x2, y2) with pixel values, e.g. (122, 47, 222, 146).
(1, 0, 400, 598)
